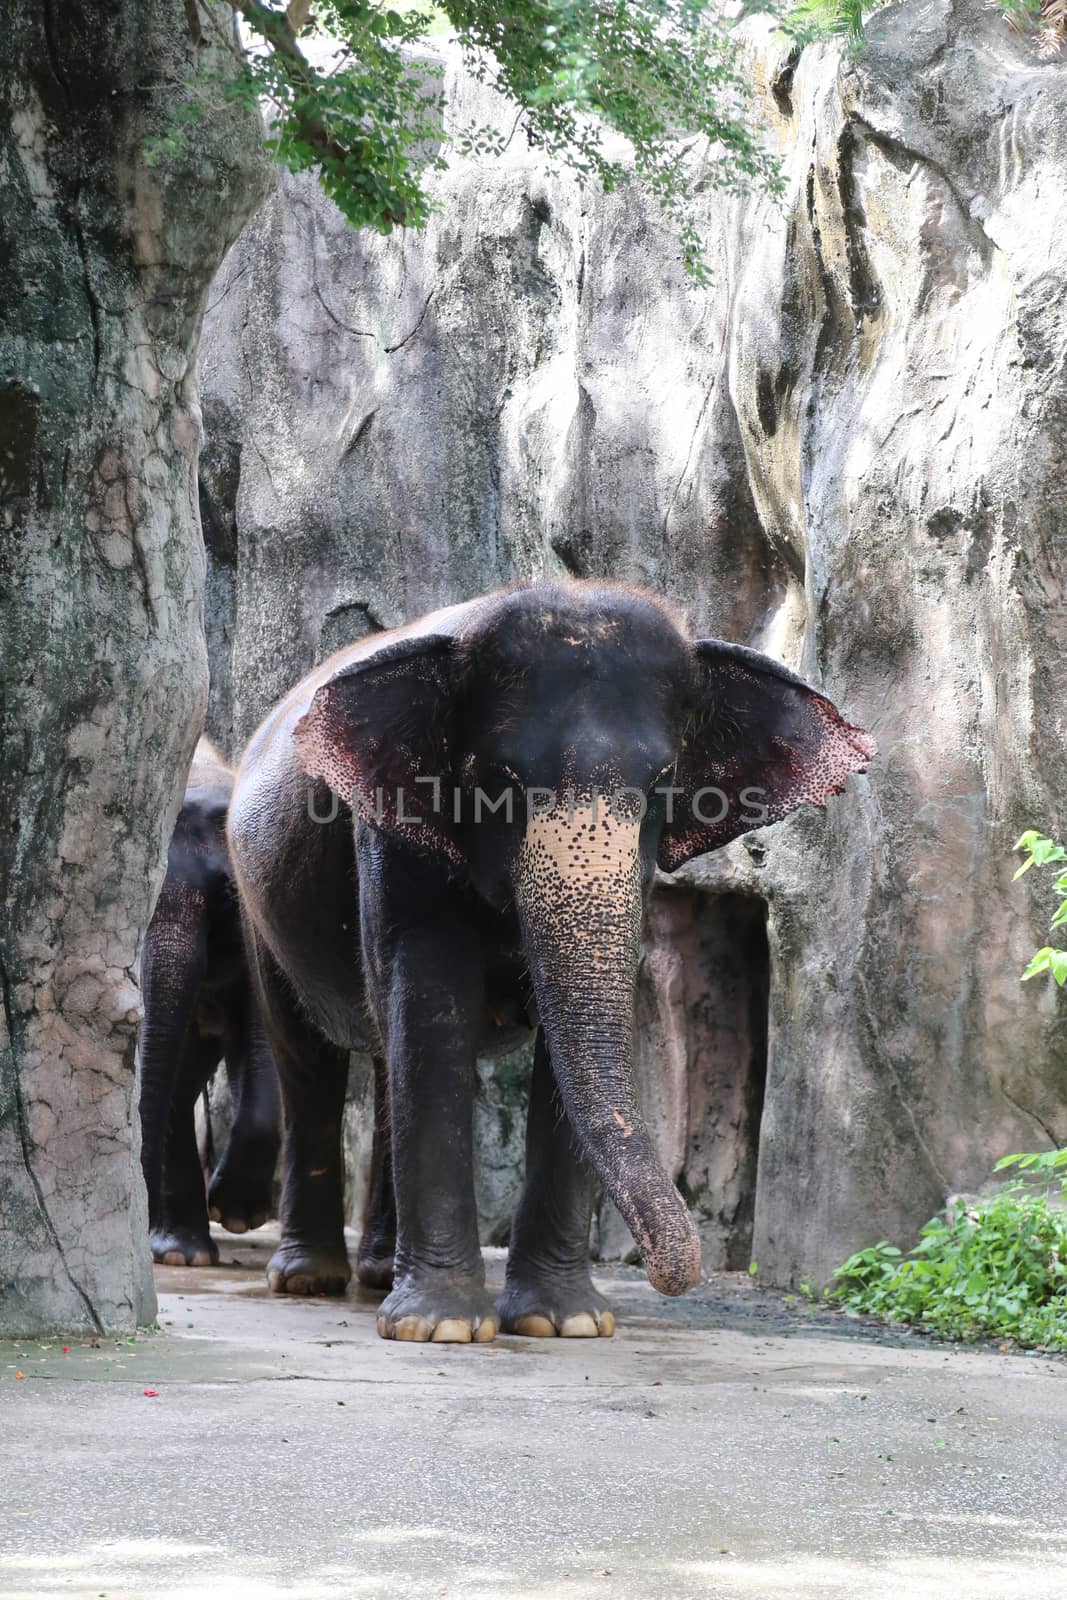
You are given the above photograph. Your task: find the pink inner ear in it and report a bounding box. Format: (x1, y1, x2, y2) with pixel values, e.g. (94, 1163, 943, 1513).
(659, 692, 875, 874)
(293, 691, 361, 799)
(781, 698, 877, 811)
(293, 682, 465, 869)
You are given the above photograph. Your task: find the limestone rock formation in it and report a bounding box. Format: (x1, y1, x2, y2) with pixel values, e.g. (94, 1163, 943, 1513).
(0, 0, 268, 1334)
(200, 0, 1067, 1285)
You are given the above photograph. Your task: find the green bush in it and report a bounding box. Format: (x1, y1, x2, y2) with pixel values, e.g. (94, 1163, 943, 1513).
(828, 1187, 1067, 1351)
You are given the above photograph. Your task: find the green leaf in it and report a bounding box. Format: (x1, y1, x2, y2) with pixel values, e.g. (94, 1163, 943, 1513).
(1022, 948, 1055, 982)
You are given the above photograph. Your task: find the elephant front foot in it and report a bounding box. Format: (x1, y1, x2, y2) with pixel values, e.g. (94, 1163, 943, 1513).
(208, 1157, 276, 1236)
(151, 1226, 219, 1268)
(267, 1237, 351, 1297)
(497, 1265, 616, 1338)
(376, 1270, 497, 1343)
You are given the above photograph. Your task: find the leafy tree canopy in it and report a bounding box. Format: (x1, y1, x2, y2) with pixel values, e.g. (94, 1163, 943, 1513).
(161, 0, 783, 279)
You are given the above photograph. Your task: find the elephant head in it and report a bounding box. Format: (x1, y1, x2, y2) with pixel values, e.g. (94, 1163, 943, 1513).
(293, 583, 874, 1298)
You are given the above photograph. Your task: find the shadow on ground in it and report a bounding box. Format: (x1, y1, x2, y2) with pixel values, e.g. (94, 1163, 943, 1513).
(3, 1226, 1066, 1600)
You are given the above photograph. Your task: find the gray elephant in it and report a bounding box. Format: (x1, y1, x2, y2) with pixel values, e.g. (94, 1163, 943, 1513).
(228, 581, 873, 1340)
(139, 739, 281, 1265)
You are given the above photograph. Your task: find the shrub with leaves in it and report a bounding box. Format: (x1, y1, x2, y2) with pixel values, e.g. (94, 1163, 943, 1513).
(159, 0, 783, 280)
(1014, 829, 1067, 986)
(828, 1186, 1067, 1351)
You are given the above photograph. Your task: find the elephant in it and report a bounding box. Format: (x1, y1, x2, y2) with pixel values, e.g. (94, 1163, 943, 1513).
(139, 738, 282, 1265)
(228, 580, 874, 1341)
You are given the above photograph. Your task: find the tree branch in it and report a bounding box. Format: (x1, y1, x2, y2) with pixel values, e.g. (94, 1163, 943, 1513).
(227, 0, 409, 223)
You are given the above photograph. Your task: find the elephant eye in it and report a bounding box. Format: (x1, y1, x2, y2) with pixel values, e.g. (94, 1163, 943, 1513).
(483, 761, 523, 794)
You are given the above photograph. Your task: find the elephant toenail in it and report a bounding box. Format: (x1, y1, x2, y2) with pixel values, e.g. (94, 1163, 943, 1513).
(559, 1313, 599, 1338)
(512, 1314, 557, 1337)
(387, 1315, 434, 1341)
(431, 1319, 473, 1343)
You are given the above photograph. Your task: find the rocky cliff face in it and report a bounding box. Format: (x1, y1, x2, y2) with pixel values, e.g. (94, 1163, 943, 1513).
(0, 0, 268, 1334)
(200, 0, 1067, 1286)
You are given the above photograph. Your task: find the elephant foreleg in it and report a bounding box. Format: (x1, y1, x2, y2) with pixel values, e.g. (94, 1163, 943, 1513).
(496, 1029, 615, 1338)
(363, 839, 495, 1343)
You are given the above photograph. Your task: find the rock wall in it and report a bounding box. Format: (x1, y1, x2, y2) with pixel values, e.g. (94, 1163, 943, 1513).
(0, 0, 268, 1334)
(199, 0, 1067, 1286)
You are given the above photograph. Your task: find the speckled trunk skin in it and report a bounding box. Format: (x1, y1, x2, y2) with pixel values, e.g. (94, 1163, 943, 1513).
(515, 804, 701, 1296)
(138, 880, 210, 1234)
(0, 2, 269, 1333)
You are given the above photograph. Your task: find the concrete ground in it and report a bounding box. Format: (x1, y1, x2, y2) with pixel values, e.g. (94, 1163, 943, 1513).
(2, 1226, 1066, 1600)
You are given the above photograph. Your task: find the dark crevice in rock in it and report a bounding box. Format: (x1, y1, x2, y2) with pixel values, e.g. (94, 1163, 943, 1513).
(772, 46, 801, 118)
(805, 159, 847, 405)
(41, 0, 101, 382)
(311, 278, 375, 341)
(754, 361, 801, 444)
(383, 290, 435, 354)
(0, 383, 41, 502)
(320, 599, 386, 658)
(528, 194, 552, 229)
(837, 122, 882, 323)
(550, 536, 587, 578)
(181, 0, 203, 44)
(341, 408, 378, 459)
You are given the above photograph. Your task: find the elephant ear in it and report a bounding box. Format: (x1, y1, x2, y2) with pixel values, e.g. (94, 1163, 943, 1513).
(658, 640, 876, 873)
(293, 634, 462, 867)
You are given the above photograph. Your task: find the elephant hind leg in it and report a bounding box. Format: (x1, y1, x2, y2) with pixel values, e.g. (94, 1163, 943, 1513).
(247, 929, 352, 1297)
(152, 1031, 223, 1267)
(208, 991, 282, 1235)
(355, 1053, 396, 1291)
(497, 1030, 615, 1339)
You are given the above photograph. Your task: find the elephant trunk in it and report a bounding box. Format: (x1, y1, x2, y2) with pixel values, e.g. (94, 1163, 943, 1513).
(514, 802, 701, 1297)
(137, 883, 208, 1225)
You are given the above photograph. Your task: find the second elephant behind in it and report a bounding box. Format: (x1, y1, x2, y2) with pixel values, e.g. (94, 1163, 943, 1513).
(139, 738, 282, 1265)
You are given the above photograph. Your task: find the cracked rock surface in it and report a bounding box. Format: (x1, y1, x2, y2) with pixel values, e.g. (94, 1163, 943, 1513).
(201, 0, 1067, 1286)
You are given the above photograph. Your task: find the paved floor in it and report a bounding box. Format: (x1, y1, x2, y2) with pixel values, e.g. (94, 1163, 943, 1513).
(2, 1227, 1066, 1600)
